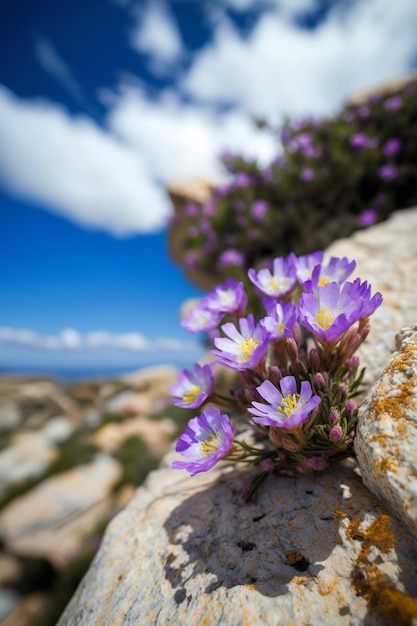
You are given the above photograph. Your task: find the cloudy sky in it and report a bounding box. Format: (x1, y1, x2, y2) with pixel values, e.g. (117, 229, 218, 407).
(1, 0, 417, 375)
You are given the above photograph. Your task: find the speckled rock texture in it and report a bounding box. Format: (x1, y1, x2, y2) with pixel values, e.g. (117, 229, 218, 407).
(58, 453, 417, 626)
(355, 325, 417, 541)
(58, 209, 417, 626)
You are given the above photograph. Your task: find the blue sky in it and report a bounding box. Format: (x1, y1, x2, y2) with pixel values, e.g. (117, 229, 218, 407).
(1, 0, 417, 375)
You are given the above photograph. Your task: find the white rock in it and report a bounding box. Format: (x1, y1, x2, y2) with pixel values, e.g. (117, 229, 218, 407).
(58, 453, 417, 626)
(355, 325, 417, 540)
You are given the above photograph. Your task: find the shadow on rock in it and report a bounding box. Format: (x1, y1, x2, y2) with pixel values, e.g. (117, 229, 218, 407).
(163, 461, 365, 599)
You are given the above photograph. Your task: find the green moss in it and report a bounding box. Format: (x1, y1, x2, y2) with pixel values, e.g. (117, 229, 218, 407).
(112, 435, 159, 493)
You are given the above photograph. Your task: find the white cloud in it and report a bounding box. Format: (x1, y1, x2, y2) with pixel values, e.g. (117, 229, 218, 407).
(0, 326, 199, 353)
(107, 82, 276, 180)
(33, 36, 84, 104)
(0, 86, 170, 235)
(184, 0, 417, 121)
(130, 0, 184, 74)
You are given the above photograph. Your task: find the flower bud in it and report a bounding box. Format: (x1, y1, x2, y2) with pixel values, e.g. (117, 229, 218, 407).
(309, 348, 321, 371)
(314, 372, 326, 391)
(306, 456, 329, 471)
(345, 401, 355, 418)
(260, 458, 275, 472)
(285, 337, 299, 363)
(345, 356, 360, 376)
(329, 408, 340, 424)
(329, 426, 343, 442)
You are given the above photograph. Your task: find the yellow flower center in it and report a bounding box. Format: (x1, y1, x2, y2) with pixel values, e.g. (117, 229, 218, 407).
(238, 337, 259, 362)
(319, 277, 331, 287)
(279, 393, 300, 417)
(183, 386, 200, 403)
(316, 307, 334, 329)
(269, 277, 288, 291)
(200, 433, 219, 456)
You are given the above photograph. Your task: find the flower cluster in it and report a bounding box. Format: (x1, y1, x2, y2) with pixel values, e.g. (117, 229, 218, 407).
(172, 79, 417, 283)
(171, 252, 382, 497)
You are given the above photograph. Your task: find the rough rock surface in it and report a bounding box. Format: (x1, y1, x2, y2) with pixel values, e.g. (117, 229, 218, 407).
(58, 455, 417, 626)
(355, 325, 417, 541)
(0, 454, 121, 569)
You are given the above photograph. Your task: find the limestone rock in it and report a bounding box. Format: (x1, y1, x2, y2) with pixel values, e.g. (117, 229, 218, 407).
(93, 416, 176, 457)
(0, 454, 121, 569)
(0, 592, 48, 626)
(354, 325, 417, 540)
(58, 453, 417, 626)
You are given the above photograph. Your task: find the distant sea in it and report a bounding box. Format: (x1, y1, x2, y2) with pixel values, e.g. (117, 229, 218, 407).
(0, 364, 185, 381)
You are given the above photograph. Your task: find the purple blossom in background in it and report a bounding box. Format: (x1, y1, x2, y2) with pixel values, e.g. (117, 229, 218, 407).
(223, 234, 235, 245)
(378, 165, 398, 180)
(236, 215, 247, 228)
(172, 407, 234, 475)
(203, 201, 216, 216)
(291, 251, 323, 284)
(248, 229, 259, 240)
(344, 111, 354, 123)
(188, 226, 199, 237)
(261, 300, 297, 339)
(170, 363, 215, 409)
(383, 138, 402, 156)
(358, 105, 371, 118)
(249, 377, 321, 429)
(200, 218, 214, 235)
(234, 172, 253, 188)
(359, 209, 377, 226)
(215, 183, 231, 197)
(273, 155, 286, 167)
(384, 95, 402, 112)
(349, 133, 376, 149)
(212, 314, 271, 370)
(206, 278, 248, 315)
(217, 249, 245, 269)
(251, 200, 268, 221)
(281, 128, 292, 143)
(184, 203, 199, 217)
(300, 168, 314, 181)
(181, 300, 223, 334)
(185, 251, 198, 269)
(202, 240, 215, 253)
(248, 255, 297, 298)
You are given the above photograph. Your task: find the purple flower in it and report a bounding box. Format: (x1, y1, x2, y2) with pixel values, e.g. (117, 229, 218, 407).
(172, 407, 234, 475)
(300, 168, 314, 181)
(349, 133, 373, 149)
(217, 249, 245, 269)
(205, 278, 248, 315)
(378, 165, 398, 180)
(188, 226, 199, 237)
(203, 201, 216, 216)
(248, 255, 296, 298)
(170, 363, 215, 409)
(261, 300, 297, 339)
(310, 256, 356, 288)
(181, 300, 223, 334)
(281, 128, 292, 144)
(214, 183, 232, 197)
(383, 138, 402, 156)
(185, 251, 198, 268)
(248, 376, 321, 429)
(359, 209, 377, 226)
(251, 200, 268, 221)
(184, 203, 199, 217)
(212, 314, 271, 370)
(298, 279, 382, 343)
(384, 96, 402, 112)
(234, 172, 253, 188)
(291, 251, 323, 284)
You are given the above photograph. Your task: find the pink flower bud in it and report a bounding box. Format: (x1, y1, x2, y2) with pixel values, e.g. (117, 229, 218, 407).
(260, 458, 275, 472)
(329, 426, 343, 442)
(306, 456, 328, 471)
(345, 401, 355, 418)
(329, 408, 340, 423)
